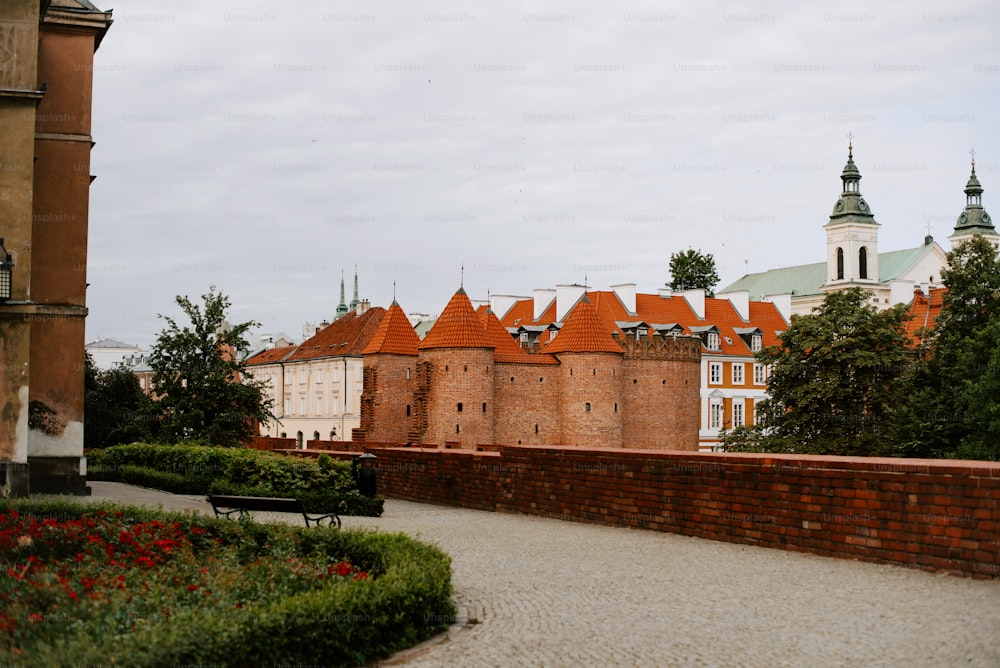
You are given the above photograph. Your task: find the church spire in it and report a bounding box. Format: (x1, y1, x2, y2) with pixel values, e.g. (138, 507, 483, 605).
(824, 138, 880, 289)
(350, 265, 359, 310)
(950, 150, 998, 248)
(336, 270, 349, 318)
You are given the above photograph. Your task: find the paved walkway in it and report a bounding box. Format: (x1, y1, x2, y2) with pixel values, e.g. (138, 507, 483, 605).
(76, 482, 1000, 667)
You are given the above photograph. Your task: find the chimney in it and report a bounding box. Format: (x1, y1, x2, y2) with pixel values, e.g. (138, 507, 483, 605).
(533, 288, 556, 320)
(490, 294, 521, 320)
(658, 287, 673, 299)
(718, 291, 749, 321)
(356, 299, 370, 315)
(680, 288, 706, 319)
(611, 283, 637, 314)
(556, 283, 587, 322)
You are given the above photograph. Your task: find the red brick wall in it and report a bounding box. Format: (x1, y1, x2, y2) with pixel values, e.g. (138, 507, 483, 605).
(418, 349, 495, 448)
(248, 436, 295, 451)
(356, 354, 416, 443)
(367, 445, 1000, 577)
(493, 362, 559, 446)
(622, 352, 700, 449)
(555, 353, 624, 448)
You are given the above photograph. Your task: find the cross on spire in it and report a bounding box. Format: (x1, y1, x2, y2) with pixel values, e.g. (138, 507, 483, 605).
(460, 263, 464, 288)
(970, 147, 976, 167)
(847, 131, 854, 154)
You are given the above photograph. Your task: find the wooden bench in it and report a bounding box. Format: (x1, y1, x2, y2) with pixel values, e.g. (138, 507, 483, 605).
(208, 495, 341, 528)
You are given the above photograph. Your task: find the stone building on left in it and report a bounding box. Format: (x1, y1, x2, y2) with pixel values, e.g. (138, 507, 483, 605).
(0, 1, 112, 496)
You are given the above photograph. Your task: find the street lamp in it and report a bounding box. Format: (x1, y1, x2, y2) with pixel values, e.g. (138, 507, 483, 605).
(0, 239, 12, 302)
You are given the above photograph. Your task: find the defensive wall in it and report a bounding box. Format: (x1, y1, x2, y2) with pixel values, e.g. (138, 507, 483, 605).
(362, 444, 1000, 578)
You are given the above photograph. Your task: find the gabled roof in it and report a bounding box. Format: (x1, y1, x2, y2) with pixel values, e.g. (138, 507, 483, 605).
(906, 287, 946, 343)
(362, 302, 420, 356)
(478, 308, 557, 364)
(719, 244, 943, 299)
(542, 297, 623, 355)
(245, 345, 296, 366)
(264, 307, 387, 364)
(418, 288, 492, 350)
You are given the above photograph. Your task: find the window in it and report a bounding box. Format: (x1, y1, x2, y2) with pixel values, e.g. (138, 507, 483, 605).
(753, 363, 767, 385)
(284, 400, 291, 415)
(733, 402, 744, 428)
(313, 431, 320, 441)
(482, 402, 487, 412)
(710, 400, 723, 429)
(859, 246, 868, 279)
(707, 332, 720, 350)
(299, 370, 306, 384)
(751, 334, 762, 352)
(709, 362, 722, 384)
(585, 402, 591, 412)
(732, 364, 744, 385)
(406, 405, 411, 417)
(457, 402, 463, 412)
(637, 327, 647, 338)
(315, 397, 323, 414)
(316, 369, 323, 382)
(406, 367, 411, 380)
(519, 332, 528, 342)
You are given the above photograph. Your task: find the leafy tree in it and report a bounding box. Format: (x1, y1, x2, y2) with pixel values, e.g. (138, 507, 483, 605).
(669, 248, 720, 296)
(891, 235, 1000, 459)
(723, 288, 913, 456)
(149, 286, 274, 447)
(84, 354, 158, 448)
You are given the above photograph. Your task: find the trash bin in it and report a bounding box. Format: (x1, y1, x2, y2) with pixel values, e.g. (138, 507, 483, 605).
(352, 452, 377, 498)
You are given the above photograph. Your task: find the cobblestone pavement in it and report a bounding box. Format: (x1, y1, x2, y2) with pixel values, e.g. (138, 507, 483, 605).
(81, 483, 1000, 667)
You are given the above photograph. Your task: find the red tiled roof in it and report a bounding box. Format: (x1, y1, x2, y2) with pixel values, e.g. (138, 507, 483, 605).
(500, 289, 788, 357)
(285, 307, 387, 361)
(418, 288, 492, 349)
(362, 301, 420, 355)
(478, 308, 558, 364)
(245, 345, 295, 366)
(542, 296, 623, 354)
(905, 287, 946, 343)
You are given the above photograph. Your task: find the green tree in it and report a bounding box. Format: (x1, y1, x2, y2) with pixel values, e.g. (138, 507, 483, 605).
(891, 235, 1000, 459)
(149, 286, 274, 447)
(84, 355, 158, 448)
(668, 248, 720, 296)
(723, 288, 913, 456)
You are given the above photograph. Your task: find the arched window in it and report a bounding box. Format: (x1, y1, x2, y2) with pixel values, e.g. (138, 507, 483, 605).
(859, 246, 868, 279)
(836, 247, 844, 280)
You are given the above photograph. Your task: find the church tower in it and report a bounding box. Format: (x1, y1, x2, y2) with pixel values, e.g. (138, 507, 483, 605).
(823, 140, 880, 293)
(949, 153, 999, 249)
(335, 270, 349, 318)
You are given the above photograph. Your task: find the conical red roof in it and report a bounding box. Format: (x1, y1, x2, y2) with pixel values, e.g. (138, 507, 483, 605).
(362, 301, 420, 355)
(477, 307, 555, 364)
(543, 296, 622, 354)
(418, 288, 492, 349)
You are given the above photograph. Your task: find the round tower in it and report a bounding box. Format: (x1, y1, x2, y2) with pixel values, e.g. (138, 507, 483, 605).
(950, 154, 999, 249)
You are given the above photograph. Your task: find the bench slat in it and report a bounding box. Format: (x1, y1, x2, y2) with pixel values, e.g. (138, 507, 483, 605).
(208, 495, 341, 528)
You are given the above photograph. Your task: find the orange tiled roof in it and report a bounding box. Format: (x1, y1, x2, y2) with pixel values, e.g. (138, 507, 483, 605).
(245, 345, 296, 365)
(418, 288, 492, 349)
(362, 301, 420, 355)
(905, 287, 946, 343)
(478, 307, 558, 364)
(500, 289, 788, 357)
(542, 296, 623, 354)
(285, 307, 387, 361)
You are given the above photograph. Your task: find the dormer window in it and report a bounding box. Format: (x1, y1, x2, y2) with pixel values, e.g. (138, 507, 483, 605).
(549, 329, 557, 342)
(637, 327, 647, 339)
(519, 332, 528, 342)
(707, 332, 720, 350)
(751, 334, 762, 352)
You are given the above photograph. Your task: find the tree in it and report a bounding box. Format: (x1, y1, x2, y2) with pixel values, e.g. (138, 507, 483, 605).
(84, 353, 158, 448)
(668, 248, 720, 296)
(891, 235, 1000, 459)
(149, 286, 274, 447)
(722, 288, 913, 456)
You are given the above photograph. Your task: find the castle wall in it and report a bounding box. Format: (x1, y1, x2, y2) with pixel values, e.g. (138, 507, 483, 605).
(355, 353, 416, 443)
(417, 348, 495, 447)
(621, 335, 702, 450)
(553, 352, 624, 448)
(493, 361, 560, 445)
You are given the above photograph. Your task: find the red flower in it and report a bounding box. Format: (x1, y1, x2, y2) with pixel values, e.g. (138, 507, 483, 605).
(27, 613, 43, 623)
(353, 572, 368, 581)
(187, 584, 199, 591)
(335, 562, 353, 577)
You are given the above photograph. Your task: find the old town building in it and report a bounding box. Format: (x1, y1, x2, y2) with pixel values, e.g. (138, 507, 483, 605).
(354, 284, 784, 451)
(0, 0, 112, 495)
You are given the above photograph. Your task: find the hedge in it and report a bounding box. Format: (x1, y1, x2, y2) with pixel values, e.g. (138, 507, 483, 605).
(87, 443, 383, 516)
(3, 498, 455, 667)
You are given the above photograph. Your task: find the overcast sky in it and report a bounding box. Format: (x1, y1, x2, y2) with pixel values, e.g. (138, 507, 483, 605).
(85, 0, 1000, 348)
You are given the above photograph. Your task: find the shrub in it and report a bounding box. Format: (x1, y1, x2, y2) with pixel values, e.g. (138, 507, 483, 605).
(88, 444, 383, 516)
(0, 499, 454, 667)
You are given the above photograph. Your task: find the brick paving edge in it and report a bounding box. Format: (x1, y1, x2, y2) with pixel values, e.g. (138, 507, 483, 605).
(369, 601, 469, 667)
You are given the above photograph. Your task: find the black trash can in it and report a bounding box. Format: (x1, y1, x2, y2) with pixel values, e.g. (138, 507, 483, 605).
(352, 452, 377, 498)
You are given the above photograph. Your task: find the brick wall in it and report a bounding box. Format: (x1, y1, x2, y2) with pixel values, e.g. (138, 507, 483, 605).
(367, 445, 1000, 577)
(248, 436, 295, 451)
(418, 349, 495, 448)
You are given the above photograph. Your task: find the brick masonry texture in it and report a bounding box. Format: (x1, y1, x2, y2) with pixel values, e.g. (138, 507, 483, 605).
(368, 445, 1000, 578)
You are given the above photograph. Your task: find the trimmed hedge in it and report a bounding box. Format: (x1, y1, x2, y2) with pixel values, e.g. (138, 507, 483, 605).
(3, 498, 455, 667)
(87, 443, 383, 516)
